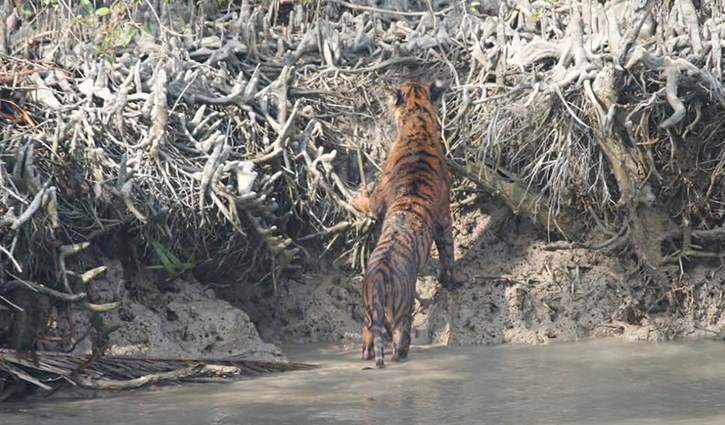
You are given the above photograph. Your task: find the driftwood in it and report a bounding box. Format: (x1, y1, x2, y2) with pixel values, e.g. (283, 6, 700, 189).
(0, 348, 316, 400)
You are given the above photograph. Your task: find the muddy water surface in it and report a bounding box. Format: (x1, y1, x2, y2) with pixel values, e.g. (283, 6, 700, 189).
(3, 339, 725, 424)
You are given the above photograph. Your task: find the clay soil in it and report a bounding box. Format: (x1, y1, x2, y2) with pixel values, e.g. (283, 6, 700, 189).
(226, 198, 725, 355)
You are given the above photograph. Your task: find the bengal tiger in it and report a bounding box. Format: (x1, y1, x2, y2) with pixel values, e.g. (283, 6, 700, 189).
(351, 78, 460, 369)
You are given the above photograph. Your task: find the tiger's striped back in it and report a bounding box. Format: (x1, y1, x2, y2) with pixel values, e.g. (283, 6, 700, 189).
(354, 78, 458, 368)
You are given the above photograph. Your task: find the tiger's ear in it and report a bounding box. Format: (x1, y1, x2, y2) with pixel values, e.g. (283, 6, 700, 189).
(387, 87, 404, 107)
(429, 80, 448, 103)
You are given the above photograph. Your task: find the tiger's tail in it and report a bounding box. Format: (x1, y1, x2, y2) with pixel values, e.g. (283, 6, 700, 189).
(372, 273, 386, 368)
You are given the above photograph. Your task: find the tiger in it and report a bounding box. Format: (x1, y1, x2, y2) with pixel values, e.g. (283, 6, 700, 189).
(351, 78, 460, 369)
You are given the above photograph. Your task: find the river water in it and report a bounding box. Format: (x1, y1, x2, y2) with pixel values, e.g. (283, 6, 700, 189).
(3, 339, 725, 424)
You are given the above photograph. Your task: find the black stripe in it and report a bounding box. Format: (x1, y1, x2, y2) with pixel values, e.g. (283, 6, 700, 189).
(394, 313, 409, 329)
(385, 244, 415, 267)
(396, 180, 436, 201)
(393, 207, 427, 223)
(412, 102, 433, 116)
(393, 149, 439, 167)
(405, 198, 435, 216)
(400, 159, 438, 176)
(395, 229, 417, 247)
(370, 267, 390, 283)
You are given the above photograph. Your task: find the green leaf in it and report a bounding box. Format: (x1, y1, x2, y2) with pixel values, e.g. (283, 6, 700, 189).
(179, 260, 196, 271)
(81, 0, 94, 14)
(151, 240, 178, 275)
(148, 240, 195, 280)
(95, 7, 111, 16)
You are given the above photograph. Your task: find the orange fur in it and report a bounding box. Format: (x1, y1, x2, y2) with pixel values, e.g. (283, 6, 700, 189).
(353, 79, 458, 368)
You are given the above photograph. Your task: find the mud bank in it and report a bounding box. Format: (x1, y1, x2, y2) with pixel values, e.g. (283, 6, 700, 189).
(44, 199, 725, 362)
(9, 198, 721, 378)
(231, 199, 725, 351)
(50, 259, 284, 362)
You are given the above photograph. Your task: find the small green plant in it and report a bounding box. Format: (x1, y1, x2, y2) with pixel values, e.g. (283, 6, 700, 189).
(95, 6, 112, 16)
(147, 240, 197, 281)
(68, 0, 144, 62)
(80, 0, 95, 14)
(95, 23, 139, 55)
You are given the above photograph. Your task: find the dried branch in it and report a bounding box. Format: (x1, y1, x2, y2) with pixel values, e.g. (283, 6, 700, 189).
(1, 280, 87, 303)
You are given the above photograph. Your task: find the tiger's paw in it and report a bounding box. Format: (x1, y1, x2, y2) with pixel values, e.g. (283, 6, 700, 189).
(439, 272, 464, 291)
(392, 350, 408, 362)
(351, 188, 371, 213)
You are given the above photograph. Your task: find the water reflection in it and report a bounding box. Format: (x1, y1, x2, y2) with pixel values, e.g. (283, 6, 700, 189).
(3, 339, 725, 425)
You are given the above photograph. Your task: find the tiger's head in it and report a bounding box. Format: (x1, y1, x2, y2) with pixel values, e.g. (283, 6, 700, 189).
(388, 79, 448, 133)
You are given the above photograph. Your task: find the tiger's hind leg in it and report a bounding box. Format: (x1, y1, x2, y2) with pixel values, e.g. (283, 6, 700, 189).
(362, 324, 374, 360)
(434, 204, 461, 290)
(361, 275, 374, 360)
(391, 316, 412, 362)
